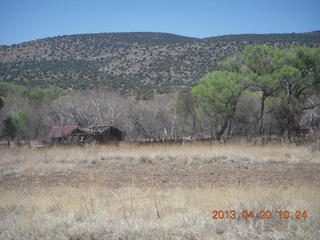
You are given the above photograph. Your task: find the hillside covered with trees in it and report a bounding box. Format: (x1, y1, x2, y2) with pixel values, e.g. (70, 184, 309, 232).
(1, 44, 319, 141)
(1, 31, 320, 94)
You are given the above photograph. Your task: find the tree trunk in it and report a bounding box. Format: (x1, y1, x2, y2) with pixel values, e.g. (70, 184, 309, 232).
(286, 104, 303, 139)
(285, 83, 303, 139)
(209, 121, 214, 140)
(191, 111, 197, 136)
(227, 119, 232, 136)
(216, 119, 229, 140)
(259, 92, 267, 135)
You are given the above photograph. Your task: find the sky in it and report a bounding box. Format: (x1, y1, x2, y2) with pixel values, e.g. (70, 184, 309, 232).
(0, 0, 319, 45)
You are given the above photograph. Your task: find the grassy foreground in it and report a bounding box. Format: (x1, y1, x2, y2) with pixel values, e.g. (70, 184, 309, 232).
(0, 143, 319, 239)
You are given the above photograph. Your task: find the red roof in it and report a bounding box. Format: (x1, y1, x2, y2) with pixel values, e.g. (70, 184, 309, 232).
(48, 125, 80, 138)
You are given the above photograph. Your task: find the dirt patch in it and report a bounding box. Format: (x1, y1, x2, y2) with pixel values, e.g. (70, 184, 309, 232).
(1, 157, 319, 189)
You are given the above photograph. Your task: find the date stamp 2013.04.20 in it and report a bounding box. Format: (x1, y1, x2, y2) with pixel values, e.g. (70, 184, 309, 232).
(211, 210, 309, 220)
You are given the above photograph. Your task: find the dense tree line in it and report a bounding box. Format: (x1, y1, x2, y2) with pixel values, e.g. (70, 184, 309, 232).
(0, 45, 319, 141)
(192, 45, 320, 139)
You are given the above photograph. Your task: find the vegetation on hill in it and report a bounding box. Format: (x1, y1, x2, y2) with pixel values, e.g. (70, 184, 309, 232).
(0, 31, 319, 93)
(0, 44, 319, 140)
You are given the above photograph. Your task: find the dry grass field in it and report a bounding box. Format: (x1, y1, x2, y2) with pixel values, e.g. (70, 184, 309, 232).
(0, 142, 320, 239)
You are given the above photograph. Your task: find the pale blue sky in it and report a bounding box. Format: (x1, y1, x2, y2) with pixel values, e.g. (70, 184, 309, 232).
(0, 0, 319, 45)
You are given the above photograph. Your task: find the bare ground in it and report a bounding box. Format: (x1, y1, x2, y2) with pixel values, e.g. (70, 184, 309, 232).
(0, 143, 319, 189)
(1, 154, 320, 189)
(0, 143, 320, 239)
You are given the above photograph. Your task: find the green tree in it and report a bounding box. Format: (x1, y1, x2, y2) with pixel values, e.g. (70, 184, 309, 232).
(0, 82, 28, 97)
(192, 71, 249, 139)
(29, 87, 67, 104)
(199, 45, 319, 138)
(15, 112, 32, 138)
(1, 112, 32, 139)
(2, 117, 17, 140)
(222, 45, 286, 134)
(0, 96, 3, 110)
(273, 46, 320, 137)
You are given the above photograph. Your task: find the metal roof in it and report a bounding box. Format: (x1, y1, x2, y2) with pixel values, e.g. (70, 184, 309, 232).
(48, 125, 87, 138)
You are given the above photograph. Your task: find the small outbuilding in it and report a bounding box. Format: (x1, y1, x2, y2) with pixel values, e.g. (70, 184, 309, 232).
(91, 125, 124, 144)
(48, 125, 89, 144)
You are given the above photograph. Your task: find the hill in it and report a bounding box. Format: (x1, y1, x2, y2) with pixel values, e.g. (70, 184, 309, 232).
(0, 31, 320, 93)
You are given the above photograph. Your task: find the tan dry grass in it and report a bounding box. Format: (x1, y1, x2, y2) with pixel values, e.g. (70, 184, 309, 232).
(0, 143, 319, 239)
(0, 184, 319, 240)
(0, 142, 319, 176)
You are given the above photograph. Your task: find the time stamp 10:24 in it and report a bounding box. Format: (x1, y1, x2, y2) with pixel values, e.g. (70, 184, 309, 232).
(211, 210, 308, 220)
